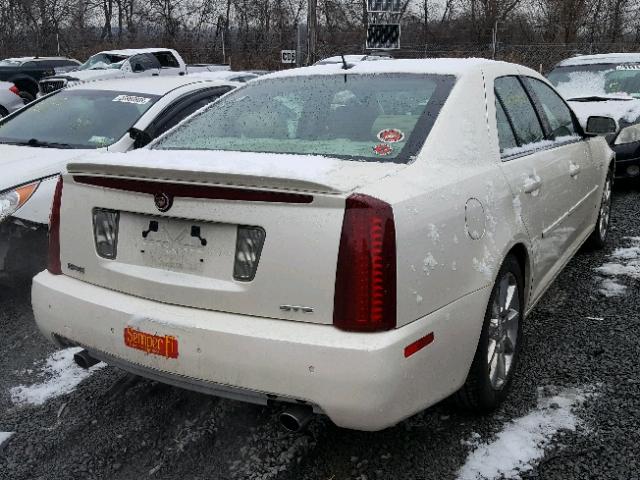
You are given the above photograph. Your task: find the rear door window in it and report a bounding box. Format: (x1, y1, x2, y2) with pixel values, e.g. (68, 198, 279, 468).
(153, 52, 180, 68)
(130, 54, 161, 72)
(495, 100, 518, 152)
(524, 77, 578, 139)
(495, 76, 545, 155)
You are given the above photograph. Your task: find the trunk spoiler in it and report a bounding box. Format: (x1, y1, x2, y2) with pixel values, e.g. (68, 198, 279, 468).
(67, 162, 346, 194)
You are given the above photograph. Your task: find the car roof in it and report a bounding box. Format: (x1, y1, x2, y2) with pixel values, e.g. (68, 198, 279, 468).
(3, 56, 79, 62)
(556, 53, 640, 67)
(190, 71, 257, 80)
(315, 54, 393, 65)
(65, 76, 237, 96)
(316, 55, 368, 63)
(97, 48, 176, 57)
(265, 58, 507, 80)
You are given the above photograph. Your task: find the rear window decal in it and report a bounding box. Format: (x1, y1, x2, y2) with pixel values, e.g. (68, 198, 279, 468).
(112, 95, 152, 105)
(377, 128, 405, 143)
(373, 144, 393, 156)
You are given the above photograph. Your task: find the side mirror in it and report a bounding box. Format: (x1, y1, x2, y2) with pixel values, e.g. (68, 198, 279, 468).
(585, 116, 617, 136)
(129, 127, 153, 149)
(132, 63, 145, 73)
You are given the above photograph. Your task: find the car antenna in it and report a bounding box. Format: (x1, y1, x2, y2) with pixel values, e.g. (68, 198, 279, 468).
(341, 55, 349, 70)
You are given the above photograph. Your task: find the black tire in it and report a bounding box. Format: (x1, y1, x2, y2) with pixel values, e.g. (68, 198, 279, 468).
(19, 91, 35, 103)
(454, 254, 524, 411)
(587, 167, 613, 250)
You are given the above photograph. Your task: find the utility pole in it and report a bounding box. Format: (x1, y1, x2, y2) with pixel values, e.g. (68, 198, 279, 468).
(307, 0, 317, 66)
(491, 20, 498, 60)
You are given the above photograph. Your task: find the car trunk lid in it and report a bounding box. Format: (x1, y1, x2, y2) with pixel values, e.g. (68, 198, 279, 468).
(60, 150, 404, 325)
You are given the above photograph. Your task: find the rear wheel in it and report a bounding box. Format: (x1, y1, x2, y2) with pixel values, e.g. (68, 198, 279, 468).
(587, 168, 613, 250)
(454, 255, 524, 411)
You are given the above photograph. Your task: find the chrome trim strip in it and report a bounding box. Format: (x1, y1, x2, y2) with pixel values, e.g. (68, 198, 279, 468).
(542, 184, 599, 238)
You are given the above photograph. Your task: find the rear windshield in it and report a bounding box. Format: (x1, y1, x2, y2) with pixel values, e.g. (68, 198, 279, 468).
(0, 89, 160, 149)
(154, 73, 455, 163)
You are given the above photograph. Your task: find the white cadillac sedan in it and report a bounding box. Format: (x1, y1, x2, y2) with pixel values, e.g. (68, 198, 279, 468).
(32, 59, 615, 431)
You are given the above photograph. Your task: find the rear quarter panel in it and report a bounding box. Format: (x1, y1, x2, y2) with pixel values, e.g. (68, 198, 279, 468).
(360, 67, 533, 329)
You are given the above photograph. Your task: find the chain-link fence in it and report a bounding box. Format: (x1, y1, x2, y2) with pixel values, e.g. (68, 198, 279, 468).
(178, 41, 640, 71)
(2, 39, 638, 72)
(314, 42, 640, 73)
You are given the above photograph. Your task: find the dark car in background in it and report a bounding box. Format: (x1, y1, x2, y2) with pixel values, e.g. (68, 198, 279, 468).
(548, 53, 640, 180)
(0, 57, 81, 103)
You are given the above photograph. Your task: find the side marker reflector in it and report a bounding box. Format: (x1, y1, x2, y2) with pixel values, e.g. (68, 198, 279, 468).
(404, 332, 434, 358)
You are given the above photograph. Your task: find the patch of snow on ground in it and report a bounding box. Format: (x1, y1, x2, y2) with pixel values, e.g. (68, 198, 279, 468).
(0, 432, 13, 446)
(594, 237, 640, 297)
(10, 347, 105, 406)
(598, 278, 628, 297)
(457, 386, 594, 480)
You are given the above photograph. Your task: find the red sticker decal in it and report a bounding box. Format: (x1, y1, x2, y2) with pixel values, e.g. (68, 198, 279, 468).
(373, 144, 393, 156)
(377, 129, 405, 143)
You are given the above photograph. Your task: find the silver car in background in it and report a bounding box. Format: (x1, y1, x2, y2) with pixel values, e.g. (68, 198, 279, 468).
(0, 81, 24, 117)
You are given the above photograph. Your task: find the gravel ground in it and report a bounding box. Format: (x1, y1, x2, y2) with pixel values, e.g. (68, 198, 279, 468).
(0, 184, 638, 480)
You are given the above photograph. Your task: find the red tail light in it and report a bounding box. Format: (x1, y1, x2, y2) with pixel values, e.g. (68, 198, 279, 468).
(9, 85, 19, 96)
(47, 177, 63, 275)
(333, 194, 396, 332)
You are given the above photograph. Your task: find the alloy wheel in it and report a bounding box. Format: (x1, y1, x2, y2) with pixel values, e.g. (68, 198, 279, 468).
(599, 175, 612, 240)
(487, 272, 520, 390)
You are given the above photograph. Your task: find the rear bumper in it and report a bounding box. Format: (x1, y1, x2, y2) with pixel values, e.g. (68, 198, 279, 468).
(32, 272, 488, 431)
(613, 142, 640, 179)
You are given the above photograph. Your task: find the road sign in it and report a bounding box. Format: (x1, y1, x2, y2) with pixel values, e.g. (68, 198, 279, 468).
(366, 24, 401, 49)
(367, 0, 402, 12)
(281, 50, 296, 64)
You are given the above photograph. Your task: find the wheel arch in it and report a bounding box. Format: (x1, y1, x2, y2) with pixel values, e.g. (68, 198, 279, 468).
(505, 242, 532, 309)
(11, 76, 39, 96)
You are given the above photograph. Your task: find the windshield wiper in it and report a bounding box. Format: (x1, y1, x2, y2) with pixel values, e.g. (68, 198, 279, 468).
(568, 95, 632, 102)
(4, 138, 75, 149)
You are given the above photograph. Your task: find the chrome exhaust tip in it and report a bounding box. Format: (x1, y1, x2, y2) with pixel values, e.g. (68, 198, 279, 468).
(73, 349, 100, 369)
(280, 404, 313, 433)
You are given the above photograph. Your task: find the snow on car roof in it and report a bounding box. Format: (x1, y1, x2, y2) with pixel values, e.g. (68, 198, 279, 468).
(556, 53, 640, 67)
(263, 58, 502, 80)
(2, 56, 78, 63)
(98, 48, 177, 57)
(66, 76, 238, 96)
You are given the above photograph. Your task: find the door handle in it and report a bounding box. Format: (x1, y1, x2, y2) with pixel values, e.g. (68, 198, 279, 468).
(569, 163, 581, 177)
(152, 73, 159, 77)
(523, 176, 542, 194)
